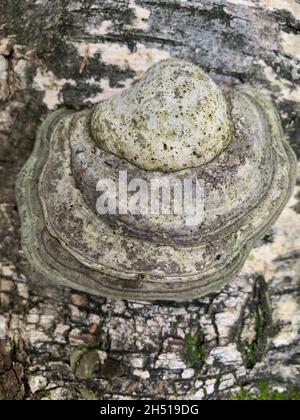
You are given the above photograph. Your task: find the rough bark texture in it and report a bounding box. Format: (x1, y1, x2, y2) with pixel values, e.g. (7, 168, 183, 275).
(0, 0, 300, 400)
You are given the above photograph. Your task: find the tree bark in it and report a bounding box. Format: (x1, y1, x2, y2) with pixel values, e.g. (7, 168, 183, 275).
(0, 0, 299, 400)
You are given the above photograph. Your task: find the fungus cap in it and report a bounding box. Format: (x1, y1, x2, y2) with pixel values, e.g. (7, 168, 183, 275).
(17, 59, 297, 301)
(91, 59, 232, 172)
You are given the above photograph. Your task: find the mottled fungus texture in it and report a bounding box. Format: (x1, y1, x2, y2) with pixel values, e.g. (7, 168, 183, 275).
(16, 59, 297, 301)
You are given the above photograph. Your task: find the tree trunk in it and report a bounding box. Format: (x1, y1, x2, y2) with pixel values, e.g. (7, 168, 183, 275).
(0, 0, 299, 400)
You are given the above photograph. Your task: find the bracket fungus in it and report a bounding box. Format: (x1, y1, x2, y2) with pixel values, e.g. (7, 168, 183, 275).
(17, 59, 297, 301)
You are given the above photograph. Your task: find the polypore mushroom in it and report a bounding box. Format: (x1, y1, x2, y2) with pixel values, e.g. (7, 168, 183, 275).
(16, 59, 297, 301)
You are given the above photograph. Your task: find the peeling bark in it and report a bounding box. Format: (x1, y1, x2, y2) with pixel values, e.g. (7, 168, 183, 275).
(0, 0, 300, 400)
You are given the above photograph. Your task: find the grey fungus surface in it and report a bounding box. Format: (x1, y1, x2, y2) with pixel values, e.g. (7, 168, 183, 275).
(91, 59, 232, 172)
(16, 59, 297, 301)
